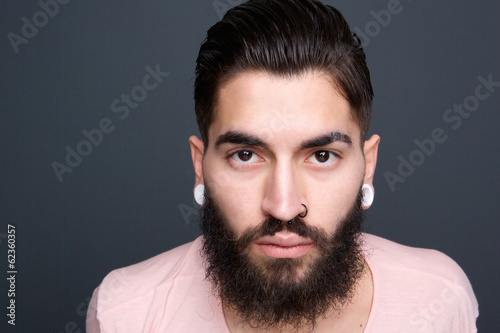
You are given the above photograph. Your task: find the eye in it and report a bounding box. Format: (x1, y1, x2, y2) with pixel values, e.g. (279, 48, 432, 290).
(230, 150, 259, 163)
(308, 151, 338, 165)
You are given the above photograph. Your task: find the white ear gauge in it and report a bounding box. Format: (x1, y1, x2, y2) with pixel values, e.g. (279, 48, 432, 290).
(194, 184, 205, 206)
(361, 184, 374, 208)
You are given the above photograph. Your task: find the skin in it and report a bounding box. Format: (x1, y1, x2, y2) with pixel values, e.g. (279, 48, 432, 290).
(190, 71, 380, 332)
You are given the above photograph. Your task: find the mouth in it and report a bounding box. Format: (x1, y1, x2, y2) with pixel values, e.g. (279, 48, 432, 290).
(255, 230, 314, 258)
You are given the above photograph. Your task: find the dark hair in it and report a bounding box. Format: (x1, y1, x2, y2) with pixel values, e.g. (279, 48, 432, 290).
(194, 0, 373, 145)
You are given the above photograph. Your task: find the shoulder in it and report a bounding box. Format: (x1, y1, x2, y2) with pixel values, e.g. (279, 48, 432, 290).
(89, 236, 205, 314)
(362, 233, 468, 283)
(362, 233, 479, 332)
(87, 236, 226, 332)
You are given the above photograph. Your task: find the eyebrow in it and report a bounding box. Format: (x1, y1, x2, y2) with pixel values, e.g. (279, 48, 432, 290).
(215, 131, 269, 150)
(300, 131, 352, 149)
(215, 130, 352, 151)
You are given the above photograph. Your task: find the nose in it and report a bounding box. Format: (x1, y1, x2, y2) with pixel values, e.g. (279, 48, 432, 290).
(261, 161, 307, 222)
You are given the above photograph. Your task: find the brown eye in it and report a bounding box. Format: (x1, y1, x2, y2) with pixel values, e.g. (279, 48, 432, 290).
(238, 150, 253, 162)
(309, 151, 337, 165)
(228, 149, 260, 166)
(315, 151, 330, 163)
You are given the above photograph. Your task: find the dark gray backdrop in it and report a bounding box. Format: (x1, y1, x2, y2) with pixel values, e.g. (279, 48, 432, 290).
(1, 0, 499, 332)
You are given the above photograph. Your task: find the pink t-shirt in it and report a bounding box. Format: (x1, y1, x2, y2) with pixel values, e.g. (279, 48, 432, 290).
(87, 234, 478, 332)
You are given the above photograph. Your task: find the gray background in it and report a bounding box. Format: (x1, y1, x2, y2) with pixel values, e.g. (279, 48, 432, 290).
(1, 0, 499, 331)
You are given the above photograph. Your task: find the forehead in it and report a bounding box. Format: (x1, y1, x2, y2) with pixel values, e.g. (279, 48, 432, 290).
(209, 71, 360, 149)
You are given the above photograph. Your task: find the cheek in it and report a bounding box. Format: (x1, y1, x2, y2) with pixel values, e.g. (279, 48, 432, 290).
(204, 160, 264, 236)
(307, 164, 363, 230)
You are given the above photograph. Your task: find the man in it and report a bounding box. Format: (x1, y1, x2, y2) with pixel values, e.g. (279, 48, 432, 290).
(87, 0, 478, 332)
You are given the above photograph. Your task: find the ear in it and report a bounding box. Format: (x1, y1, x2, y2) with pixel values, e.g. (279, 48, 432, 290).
(363, 134, 380, 187)
(189, 135, 205, 187)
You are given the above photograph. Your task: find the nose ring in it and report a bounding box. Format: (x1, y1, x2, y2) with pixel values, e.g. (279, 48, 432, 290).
(298, 203, 308, 218)
(276, 204, 307, 225)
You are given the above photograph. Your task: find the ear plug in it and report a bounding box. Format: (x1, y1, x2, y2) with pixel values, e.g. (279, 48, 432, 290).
(361, 184, 374, 208)
(194, 184, 205, 206)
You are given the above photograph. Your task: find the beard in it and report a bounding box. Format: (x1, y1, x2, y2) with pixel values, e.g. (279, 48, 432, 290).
(200, 187, 366, 331)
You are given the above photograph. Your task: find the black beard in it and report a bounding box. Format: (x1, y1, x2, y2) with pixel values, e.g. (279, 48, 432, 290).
(200, 187, 365, 331)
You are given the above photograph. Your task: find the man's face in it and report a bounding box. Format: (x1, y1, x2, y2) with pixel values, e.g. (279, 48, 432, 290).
(198, 70, 367, 253)
(190, 71, 380, 328)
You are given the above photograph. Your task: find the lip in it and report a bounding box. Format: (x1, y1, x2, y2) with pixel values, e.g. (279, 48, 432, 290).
(255, 231, 314, 258)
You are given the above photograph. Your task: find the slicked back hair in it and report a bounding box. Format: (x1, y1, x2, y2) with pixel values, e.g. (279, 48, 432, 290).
(194, 0, 373, 146)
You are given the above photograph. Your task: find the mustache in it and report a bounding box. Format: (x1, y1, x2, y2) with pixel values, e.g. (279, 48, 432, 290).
(236, 216, 331, 252)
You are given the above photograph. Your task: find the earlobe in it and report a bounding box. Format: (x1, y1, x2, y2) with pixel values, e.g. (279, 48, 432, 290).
(189, 135, 205, 186)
